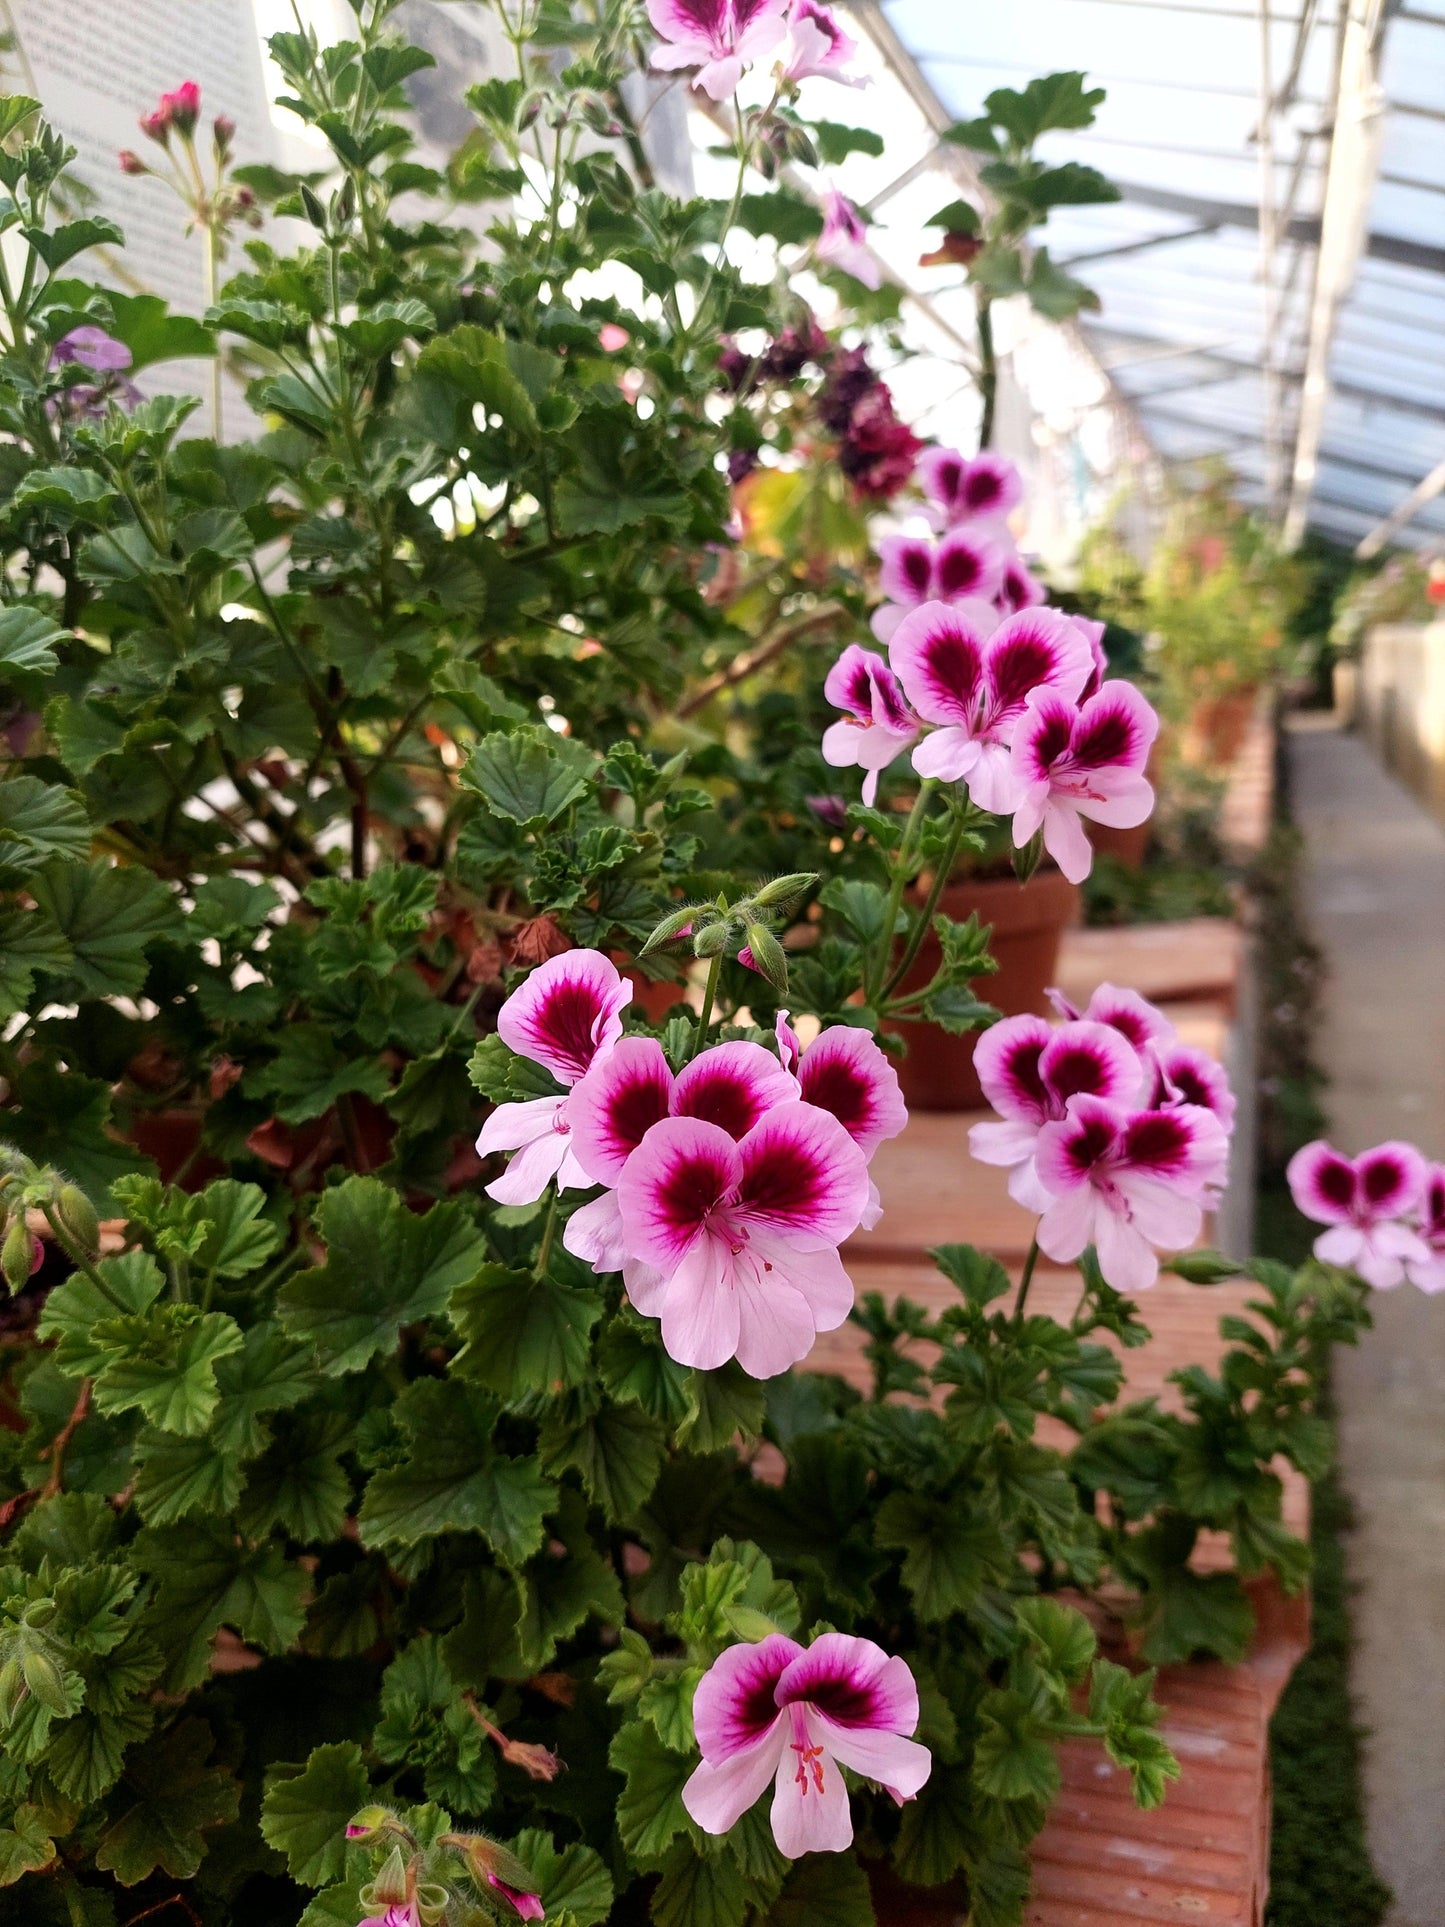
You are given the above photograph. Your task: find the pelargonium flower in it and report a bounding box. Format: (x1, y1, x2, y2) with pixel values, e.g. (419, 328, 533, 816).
(1286, 1139, 1430, 1289)
(916, 447, 1023, 530)
(821, 645, 920, 805)
(969, 1015, 1147, 1211)
(360, 1905, 419, 1927)
(615, 1105, 869, 1376)
(1034, 1095, 1230, 1293)
(815, 190, 880, 290)
(51, 327, 132, 375)
(683, 1632, 931, 1856)
(474, 951, 632, 1205)
(1008, 680, 1159, 885)
(890, 602, 1094, 813)
(1149, 1038, 1237, 1135)
(563, 1036, 797, 1271)
(647, 0, 789, 100)
(775, 1011, 908, 1225)
(161, 81, 202, 135)
(998, 554, 1046, 615)
(1047, 980, 1177, 1057)
(781, 0, 867, 83)
(1407, 1164, 1445, 1294)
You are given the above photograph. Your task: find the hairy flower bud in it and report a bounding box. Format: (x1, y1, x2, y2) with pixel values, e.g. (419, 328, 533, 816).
(21, 1648, 70, 1715)
(56, 1185, 99, 1255)
(118, 149, 148, 176)
(749, 871, 817, 914)
(0, 1658, 23, 1725)
(692, 919, 733, 959)
(345, 1804, 395, 1842)
(742, 923, 788, 992)
(2, 1215, 34, 1293)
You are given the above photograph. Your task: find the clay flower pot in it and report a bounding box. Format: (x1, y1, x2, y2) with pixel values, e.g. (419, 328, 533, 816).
(1186, 687, 1256, 767)
(889, 869, 1080, 1112)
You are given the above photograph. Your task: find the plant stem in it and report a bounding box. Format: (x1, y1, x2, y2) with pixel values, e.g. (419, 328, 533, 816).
(533, 1189, 559, 1281)
(40, 1206, 127, 1311)
(881, 811, 965, 1001)
(41, 1376, 92, 1499)
(976, 292, 997, 449)
(204, 221, 223, 442)
(869, 782, 936, 1004)
(1014, 1235, 1041, 1326)
(692, 951, 723, 1058)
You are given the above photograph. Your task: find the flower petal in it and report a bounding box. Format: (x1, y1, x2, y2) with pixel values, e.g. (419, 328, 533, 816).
(485, 1127, 569, 1205)
(1041, 1021, 1147, 1111)
(694, 1633, 803, 1758)
(684, 1734, 788, 1836)
(675, 1040, 797, 1141)
(734, 1103, 870, 1247)
(1070, 679, 1159, 773)
(1040, 798, 1094, 885)
(476, 1094, 569, 1157)
(823, 643, 876, 722)
(1287, 1140, 1357, 1225)
(568, 1037, 674, 1184)
(888, 602, 989, 729)
(657, 1233, 742, 1367)
(1094, 1205, 1161, 1293)
(776, 1632, 919, 1735)
(497, 950, 631, 1087)
(983, 608, 1094, 725)
(933, 527, 1006, 604)
(974, 1014, 1053, 1124)
(617, 1117, 742, 1270)
(1356, 1141, 1429, 1220)
(561, 1190, 629, 1272)
(769, 1726, 854, 1857)
(876, 534, 935, 609)
(797, 1027, 908, 1155)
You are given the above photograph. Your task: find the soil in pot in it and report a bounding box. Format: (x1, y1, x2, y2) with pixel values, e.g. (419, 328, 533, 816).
(888, 869, 1080, 1112)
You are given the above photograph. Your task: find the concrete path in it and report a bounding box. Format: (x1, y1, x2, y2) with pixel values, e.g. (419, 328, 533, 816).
(1288, 718, 1445, 1927)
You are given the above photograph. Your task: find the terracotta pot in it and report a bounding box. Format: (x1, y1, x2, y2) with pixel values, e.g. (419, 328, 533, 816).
(1187, 688, 1256, 767)
(889, 870, 1080, 1112)
(129, 1108, 225, 1188)
(866, 1863, 966, 1926)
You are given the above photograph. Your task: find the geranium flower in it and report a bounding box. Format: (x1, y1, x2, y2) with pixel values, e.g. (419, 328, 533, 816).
(1008, 681, 1159, 885)
(781, 0, 867, 83)
(916, 447, 1023, 530)
(1046, 981, 1177, 1057)
(1407, 1164, 1445, 1294)
(475, 951, 633, 1205)
(615, 1105, 869, 1375)
(1149, 1038, 1237, 1135)
(683, 1632, 931, 1857)
(872, 531, 1008, 642)
(997, 555, 1046, 615)
(647, 0, 789, 100)
(821, 645, 920, 805)
(872, 534, 936, 641)
(1034, 1095, 1230, 1292)
(815, 191, 880, 289)
(51, 327, 132, 375)
(969, 1015, 1147, 1211)
(890, 603, 1094, 812)
(360, 1905, 419, 1927)
(485, 1875, 544, 1921)
(563, 1036, 797, 1271)
(1286, 1139, 1430, 1289)
(775, 1012, 908, 1226)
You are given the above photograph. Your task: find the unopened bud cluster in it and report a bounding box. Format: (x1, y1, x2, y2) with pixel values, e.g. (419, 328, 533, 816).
(640, 872, 817, 994)
(340, 1809, 546, 1923)
(0, 1146, 99, 1292)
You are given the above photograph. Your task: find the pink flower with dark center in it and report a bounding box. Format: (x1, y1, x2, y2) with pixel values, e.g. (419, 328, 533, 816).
(821, 644, 920, 806)
(916, 448, 1023, 530)
(683, 1632, 931, 1856)
(1008, 681, 1159, 885)
(1287, 1139, 1430, 1289)
(1035, 1095, 1230, 1292)
(873, 534, 937, 641)
(872, 532, 1007, 642)
(615, 1105, 869, 1375)
(1407, 1164, 1445, 1294)
(890, 602, 1094, 813)
(775, 1011, 907, 1226)
(781, 0, 867, 83)
(969, 1016, 1147, 1211)
(1149, 1039, 1237, 1136)
(475, 951, 633, 1205)
(997, 554, 1046, 615)
(1046, 981, 1177, 1057)
(647, 0, 789, 99)
(815, 190, 880, 289)
(563, 1036, 797, 1272)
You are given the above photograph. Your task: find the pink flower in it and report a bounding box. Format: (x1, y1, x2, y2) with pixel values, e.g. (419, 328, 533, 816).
(1287, 1139, 1430, 1289)
(1407, 1165, 1445, 1294)
(51, 327, 132, 375)
(615, 1105, 869, 1375)
(781, 0, 867, 84)
(475, 951, 633, 1205)
(1008, 681, 1159, 885)
(598, 322, 631, 352)
(160, 81, 202, 136)
(997, 554, 1046, 615)
(360, 1906, 419, 1927)
(486, 1874, 545, 1921)
(1046, 981, 1176, 1057)
(815, 191, 880, 290)
(563, 1036, 797, 1272)
(682, 1632, 931, 1857)
(775, 1012, 908, 1227)
(916, 448, 1023, 530)
(1148, 1038, 1237, 1136)
(969, 1015, 1148, 1212)
(1034, 1096, 1230, 1292)
(647, 0, 788, 99)
(872, 532, 1006, 643)
(821, 645, 920, 805)
(890, 603, 1095, 813)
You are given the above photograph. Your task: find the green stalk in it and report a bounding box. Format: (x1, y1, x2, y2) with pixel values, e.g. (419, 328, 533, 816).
(534, 1189, 560, 1281)
(40, 1206, 127, 1312)
(977, 292, 997, 449)
(1013, 1235, 1041, 1327)
(691, 951, 724, 1060)
(868, 781, 936, 1004)
(881, 812, 965, 1001)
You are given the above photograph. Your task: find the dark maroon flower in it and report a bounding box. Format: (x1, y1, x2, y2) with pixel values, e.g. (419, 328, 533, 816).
(716, 340, 751, 392)
(728, 447, 758, 484)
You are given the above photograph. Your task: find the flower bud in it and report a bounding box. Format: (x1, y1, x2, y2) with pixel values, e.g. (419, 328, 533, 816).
(213, 113, 235, 155)
(692, 920, 732, 959)
(742, 924, 788, 993)
(139, 108, 171, 145)
(1167, 1249, 1242, 1285)
(366, 1845, 412, 1907)
(57, 1185, 98, 1255)
(640, 903, 698, 956)
(749, 872, 817, 914)
(2, 1215, 35, 1293)
(345, 1804, 394, 1842)
(21, 1648, 70, 1715)
(118, 149, 149, 176)
(0, 1657, 23, 1724)
(161, 81, 201, 138)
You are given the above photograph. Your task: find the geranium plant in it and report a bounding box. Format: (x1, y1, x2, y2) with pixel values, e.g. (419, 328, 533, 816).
(0, 6, 1368, 1927)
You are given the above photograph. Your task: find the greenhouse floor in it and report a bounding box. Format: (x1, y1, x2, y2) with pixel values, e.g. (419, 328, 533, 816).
(1288, 718, 1445, 1927)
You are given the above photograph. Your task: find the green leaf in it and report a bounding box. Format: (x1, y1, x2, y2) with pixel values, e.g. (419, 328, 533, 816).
(463, 726, 595, 827)
(210, 1322, 316, 1457)
(597, 1317, 692, 1428)
(450, 1264, 601, 1397)
(652, 1841, 748, 1927)
(92, 1718, 239, 1884)
(737, 190, 824, 246)
(260, 1741, 370, 1887)
(763, 1853, 876, 1927)
(875, 1493, 1005, 1620)
(0, 905, 71, 1015)
(609, 1720, 694, 1863)
(0, 95, 40, 141)
(417, 325, 540, 434)
(238, 1412, 352, 1543)
(1023, 247, 1101, 320)
(29, 858, 179, 998)
(358, 1377, 555, 1563)
(24, 217, 123, 270)
(508, 1829, 613, 1927)
(0, 606, 69, 675)
(193, 1179, 281, 1280)
(973, 1687, 1061, 1804)
(930, 1242, 1012, 1308)
(812, 121, 885, 165)
(37, 1251, 164, 1376)
(0, 777, 90, 877)
(106, 291, 215, 370)
(0, 1803, 56, 1884)
(984, 71, 1106, 144)
(245, 1023, 391, 1125)
(279, 1177, 488, 1376)
(133, 1524, 309, 1692)
(678, 1360, 767, 1453)
(892, 1761, 973, 1886)
(89, 1307, 244, 1436)
(926, 197, 982, 236)
(133, 1427, 243, 1524)
(539, 1400, 665, 1521)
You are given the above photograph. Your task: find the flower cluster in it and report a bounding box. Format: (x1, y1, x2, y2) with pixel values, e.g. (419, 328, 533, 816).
(343, 1808, 545, 1924)
(683, 1631, 930, 1856)
(1288, 1139, 1445, 1291)
(48, 326, 139, 421)
(476, 952, 906, 1376)
(648, 0, 863, 99)
(121, 80, 259, 240)
(969, 984, 1234, 1292)
(823, 449, 1159, 879)
(816, 346, 923, 501)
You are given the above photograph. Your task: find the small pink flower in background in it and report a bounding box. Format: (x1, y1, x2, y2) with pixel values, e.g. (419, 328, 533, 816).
(647, 0, 789, 100)
(916, 447, 1023, 530)
(998, 554, 1046, 615)
(474, 951, 633, 1205)
(1007, 679, 1159, 885)
(815, 191, 880, 290)
(1149, 1038, 1237, 1135)
(1407, 1165, 1445, 1294)
(933, 525, 1009, 606)
(890, 602, 1094, 813)
(683, 1632, 930, 1857)
(51, 327, 132, 376)
(1287, 1139, 1431, 1289)
(781, 0, 868, 84)
(48, 327, 140, 420)
(821, 644, 919, 806)
(486, 1874, 545, 1921)
(615, 1104, 869, 1376)
(871, 531, 1007, 642)
(598, 322, 630, 352)
(872, 534, 936, 640)
(969, 1015, 1148, 1212)
(1034, 1095, 1230, 1292)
